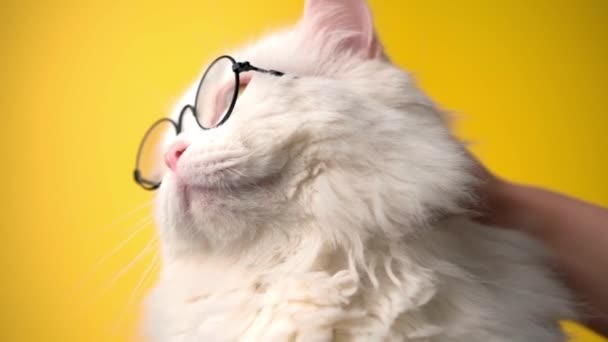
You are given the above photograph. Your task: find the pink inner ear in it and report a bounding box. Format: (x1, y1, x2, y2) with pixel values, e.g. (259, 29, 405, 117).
(301, 0, 384, 59)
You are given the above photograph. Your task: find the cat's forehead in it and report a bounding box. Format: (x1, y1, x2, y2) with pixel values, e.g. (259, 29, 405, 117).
(232, 29, 341, 78)
(234, 30, 300, 68)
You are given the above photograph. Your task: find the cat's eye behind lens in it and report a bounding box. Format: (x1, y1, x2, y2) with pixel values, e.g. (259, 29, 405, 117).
(135, 118, 177, 189)
(194, 56, 239, 129)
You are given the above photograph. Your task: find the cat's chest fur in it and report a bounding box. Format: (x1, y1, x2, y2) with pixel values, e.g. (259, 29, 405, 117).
(144, 218, 574, 342)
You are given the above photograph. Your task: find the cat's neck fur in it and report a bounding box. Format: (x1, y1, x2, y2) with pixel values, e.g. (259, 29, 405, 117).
(162, 219, 358, 284)
(158, 211, 446, 309)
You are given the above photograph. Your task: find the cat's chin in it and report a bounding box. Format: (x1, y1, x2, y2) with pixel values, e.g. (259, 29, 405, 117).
(171, 172, 283, 209)
(159, 173, 287, 250)
(159, 169, 286, 241)
(181, 184, 225, 210)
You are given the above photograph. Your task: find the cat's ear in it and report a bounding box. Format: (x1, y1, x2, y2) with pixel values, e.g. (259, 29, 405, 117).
(300, 0, 385, 59)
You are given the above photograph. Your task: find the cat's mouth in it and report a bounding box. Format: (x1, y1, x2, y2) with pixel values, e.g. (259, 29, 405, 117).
(178, 171, 283, 207)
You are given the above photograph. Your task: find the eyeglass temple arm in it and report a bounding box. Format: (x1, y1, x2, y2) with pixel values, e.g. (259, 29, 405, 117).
(233, 61, 284, 77)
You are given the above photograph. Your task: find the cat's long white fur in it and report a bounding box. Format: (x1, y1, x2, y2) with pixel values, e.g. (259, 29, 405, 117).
(144, 1, 577, 340)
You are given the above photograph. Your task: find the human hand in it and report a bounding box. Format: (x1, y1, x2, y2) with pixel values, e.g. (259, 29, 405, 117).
(467, 152, 608, 336)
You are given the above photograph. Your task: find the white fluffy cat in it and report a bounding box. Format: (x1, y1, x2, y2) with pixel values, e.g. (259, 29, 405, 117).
(144, 0, 577, 340)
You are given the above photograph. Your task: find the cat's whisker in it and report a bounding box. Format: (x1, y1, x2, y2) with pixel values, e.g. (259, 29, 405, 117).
(84, 200, 153, 242)
(103, 236, 158, 292)
(72, 217, 154, 294)
(228, 168, 246, 178)
(109, 251, 160, 341)
(76, 234, 158, 313)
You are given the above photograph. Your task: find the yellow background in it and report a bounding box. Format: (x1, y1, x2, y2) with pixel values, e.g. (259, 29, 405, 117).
(1, 0, 606, 341)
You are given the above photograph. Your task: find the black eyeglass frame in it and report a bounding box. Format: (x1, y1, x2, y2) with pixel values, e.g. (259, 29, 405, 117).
(134, 55, 284, 190)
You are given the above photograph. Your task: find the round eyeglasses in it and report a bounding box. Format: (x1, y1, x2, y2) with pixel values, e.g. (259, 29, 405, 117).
(133, 55, 284, 190)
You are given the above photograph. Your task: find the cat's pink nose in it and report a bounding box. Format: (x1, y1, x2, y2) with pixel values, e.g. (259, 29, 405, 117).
(165, 141, 190, 171)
